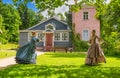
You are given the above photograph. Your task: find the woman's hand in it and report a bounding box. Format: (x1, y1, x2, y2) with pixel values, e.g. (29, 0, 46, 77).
(39, 38, 42, 42)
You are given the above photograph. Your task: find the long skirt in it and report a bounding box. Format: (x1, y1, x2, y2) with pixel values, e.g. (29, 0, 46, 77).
(15, 43, 37, 64)
(85, 43, 106, 65)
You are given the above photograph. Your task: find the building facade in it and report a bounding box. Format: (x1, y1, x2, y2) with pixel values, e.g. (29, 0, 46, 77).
(19, 5, 100, 51)
(19, 18, 72, 51)
(72, 5, 100, 41)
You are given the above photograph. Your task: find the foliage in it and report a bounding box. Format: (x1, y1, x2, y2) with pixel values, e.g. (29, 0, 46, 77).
(35, 0, 67, 15)
(0, 2, 21, 43)
(65, 12, 88, 52)
(0, 52, 120, 77)
(98, 0, 120, 56)
(12, 0, 43, 30)
(0, 0, 120, 57)
(27, 9, 45, 27)
(102, 32, 120, 57)
(0, 15, 3, 43)
(71, 0, 120, 56)
(72, 32, 89, 51)
(57, 13, 65, 20)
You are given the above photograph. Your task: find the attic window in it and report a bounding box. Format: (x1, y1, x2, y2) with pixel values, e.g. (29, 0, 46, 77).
(45, 23, 55, 30)
(47, 25, 53, 30)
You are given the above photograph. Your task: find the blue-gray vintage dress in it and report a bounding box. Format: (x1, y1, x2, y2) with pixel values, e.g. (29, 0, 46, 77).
(15, 36, 39, 64)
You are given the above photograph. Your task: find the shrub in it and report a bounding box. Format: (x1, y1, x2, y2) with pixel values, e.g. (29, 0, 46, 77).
(102, 32, 120, 57)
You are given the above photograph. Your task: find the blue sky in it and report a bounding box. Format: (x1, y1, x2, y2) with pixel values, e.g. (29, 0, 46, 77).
(2, 0, 38, 12)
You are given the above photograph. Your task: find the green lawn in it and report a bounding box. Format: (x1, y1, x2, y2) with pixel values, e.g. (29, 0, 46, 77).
(0, 43, 18, 50)
(0, 43, 17, 59)
(0, 52, 120, 78)
(0, 51, 16, 59)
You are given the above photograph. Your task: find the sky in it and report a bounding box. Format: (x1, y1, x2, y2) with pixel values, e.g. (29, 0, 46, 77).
(2, 0, 38, 12)
(2, 0, 110, 17)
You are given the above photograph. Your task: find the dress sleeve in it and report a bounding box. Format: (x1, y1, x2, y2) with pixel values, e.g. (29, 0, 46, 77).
(36, 38, 39, 42)
(96, 35, 101, 42)
(33, 37, 39, 42)
(89, 36, 92, 44)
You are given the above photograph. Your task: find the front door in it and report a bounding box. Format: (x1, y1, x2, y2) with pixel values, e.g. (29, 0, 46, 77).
(45, 33, 53, 51)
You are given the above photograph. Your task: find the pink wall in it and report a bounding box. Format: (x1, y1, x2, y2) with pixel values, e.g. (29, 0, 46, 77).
(72, 5, 100, 40)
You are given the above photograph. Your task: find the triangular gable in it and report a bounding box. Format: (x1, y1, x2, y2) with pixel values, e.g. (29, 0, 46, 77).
(27, 17, 69, 30)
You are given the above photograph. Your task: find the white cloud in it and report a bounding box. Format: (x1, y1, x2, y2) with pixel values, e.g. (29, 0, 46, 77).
(55, 5, 69, 14)
(42, 0, 111, 17)
(41, 0, 75, 17)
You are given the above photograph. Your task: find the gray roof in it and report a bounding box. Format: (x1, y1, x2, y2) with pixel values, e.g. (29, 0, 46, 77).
(27, 17, 70, 30)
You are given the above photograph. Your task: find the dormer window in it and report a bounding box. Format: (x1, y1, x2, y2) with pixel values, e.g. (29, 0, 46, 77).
(45, 23, 55, 31)
(47, 25, 53, 30)
(83, 12, 88, 20)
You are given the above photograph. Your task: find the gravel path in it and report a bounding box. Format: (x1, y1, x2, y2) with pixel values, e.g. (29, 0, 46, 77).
(0, 52, 44, 68)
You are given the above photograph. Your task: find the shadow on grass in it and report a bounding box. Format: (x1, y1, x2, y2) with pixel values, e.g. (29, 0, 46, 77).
(0, 64, 120, 78)
(45, 52, 86, 58)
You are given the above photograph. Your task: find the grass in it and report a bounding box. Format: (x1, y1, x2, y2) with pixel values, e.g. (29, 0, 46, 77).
(0, 43, 18, 50)
(0, 51, 16, 59)
(0, 52, 120, 78)
(0, 43, 17, 59)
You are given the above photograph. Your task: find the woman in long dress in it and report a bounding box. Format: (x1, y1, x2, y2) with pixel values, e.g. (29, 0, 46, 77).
(15, 32, 39, 64)
(85, 30, 106, 65)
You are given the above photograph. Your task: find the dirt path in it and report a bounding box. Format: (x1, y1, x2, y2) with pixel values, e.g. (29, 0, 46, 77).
(0, 52, 44, 68)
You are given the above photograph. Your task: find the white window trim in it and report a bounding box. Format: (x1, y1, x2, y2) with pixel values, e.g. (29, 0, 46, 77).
(83, 12, 89, 20)
(38, 32, 45, 42)
(45, 23, 56, 31)
(82, 29, 89, 41)
(54, 32, 69, 42)
(62, 32, 69, 41)
(54, 32, 61, 41)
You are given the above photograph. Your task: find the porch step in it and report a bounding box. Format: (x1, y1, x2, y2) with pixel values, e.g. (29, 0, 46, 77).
(45, 46, 53, 51)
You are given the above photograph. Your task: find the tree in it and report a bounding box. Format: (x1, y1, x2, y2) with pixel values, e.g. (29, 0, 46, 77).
(35, 0, 67, 12)
(26, 9, 44, 27)
(0, 14, 3, 43)
(107, 0, 120, 32)
(0, 15, 2, 33)
(12, 0, 45, 29)
(12, 0, 33, 29)
(35, 0, 67, 18)
(0, 4, 21, 43)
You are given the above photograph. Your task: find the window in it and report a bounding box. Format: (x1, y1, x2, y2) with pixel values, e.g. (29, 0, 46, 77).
(45, 23, 55, 31)
(62, 33, 68, 41)
(38, 33, 44, 41)
(28, 32, 38, 41)
(46, 25, 54, 30)
(82, 30, 89, 41)
(83, 12, 88, 20)
(55, 33, 60, 41)
(55, 32, 69, 41)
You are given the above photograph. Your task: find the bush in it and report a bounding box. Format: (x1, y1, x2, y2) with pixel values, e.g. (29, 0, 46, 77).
(102, 32, 120, 57)
(72, 34, 89, 52)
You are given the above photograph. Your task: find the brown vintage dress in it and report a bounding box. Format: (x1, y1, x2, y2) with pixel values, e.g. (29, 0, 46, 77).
(85, 35, 106, 65)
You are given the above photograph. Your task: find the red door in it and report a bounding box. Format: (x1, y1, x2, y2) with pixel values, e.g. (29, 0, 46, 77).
(45, 33, 53, 51)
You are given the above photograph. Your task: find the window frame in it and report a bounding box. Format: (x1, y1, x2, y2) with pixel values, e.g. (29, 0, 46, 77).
(82, 30, 89, 41)
(83, 12, 89, 20)
(38, 33, 45, 41)
(54, 32, 69, 42)
(54, 32, 61, 41)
